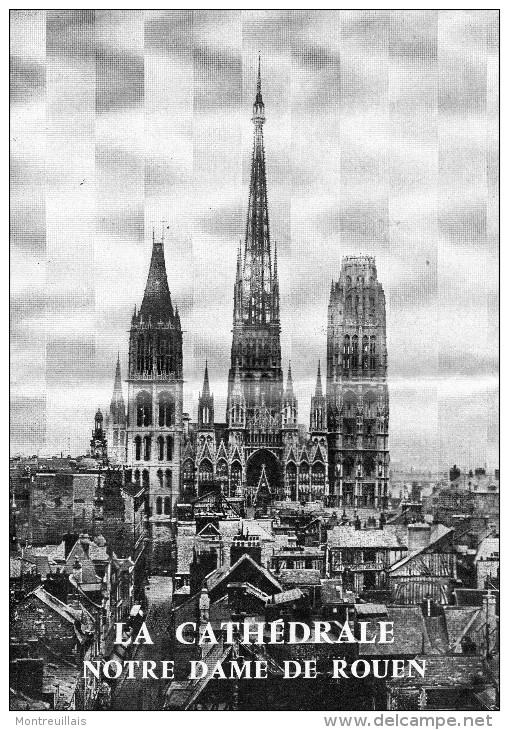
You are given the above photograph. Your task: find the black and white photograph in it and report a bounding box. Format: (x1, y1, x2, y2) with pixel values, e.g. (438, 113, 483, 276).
(10, 8, 499, 714)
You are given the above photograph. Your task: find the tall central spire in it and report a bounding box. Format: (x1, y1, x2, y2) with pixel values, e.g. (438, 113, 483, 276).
(240, 55, 279, 327)
(228, 59, 283, 422)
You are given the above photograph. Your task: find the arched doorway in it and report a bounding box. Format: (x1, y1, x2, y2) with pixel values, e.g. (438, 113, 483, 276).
(246, 449, 282, 510)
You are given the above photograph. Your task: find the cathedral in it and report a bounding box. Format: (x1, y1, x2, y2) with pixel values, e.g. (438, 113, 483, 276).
(102, 64, 390, 521)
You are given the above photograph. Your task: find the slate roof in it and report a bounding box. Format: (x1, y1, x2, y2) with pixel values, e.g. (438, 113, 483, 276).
(23, 543, 66, 561)
(390, 524, 453, 572)
(273, 546, 324, 556)
(443, 606, 481, 650)
(386, 655, 488, 687)
(358, 606, 432, 656)
(270, 588, 304, 605)
(31, 586, 95, 635)
(474, 537, 499, 562)
(279, 569, 322, 586)
(43, 662, 81, 710)
(354, 603, 387, 616)
(206, 553, 282, 594)
(65, 542, 100, 584)
(327, 525, 405, 549)
(320, 579, 345, 604)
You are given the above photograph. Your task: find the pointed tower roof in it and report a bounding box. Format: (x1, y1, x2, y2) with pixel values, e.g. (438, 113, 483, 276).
(202, 361, 211, 398)
(110, 354, 126, 423)
(140, 230, 174, 320)
(241, 57, 278, 327)
(111, 353, 122, 398)
(285, 362, 295, 397)
(314, 360, 323, 397)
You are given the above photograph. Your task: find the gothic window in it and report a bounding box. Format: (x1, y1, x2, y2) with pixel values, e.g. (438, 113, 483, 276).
(364, 391, 376, 416)
(357, 276, 363, 284)
(343, 457, 354, 478)
(362, 336, 369, 369)
(346, 276, 352, 286)
(143, 436, 151, 461)
(286, 463, 297, 493)
(231, 462, 242, 496)
(217, 460, 228, 486)
(199, 459, 213, 482)
(158, 392, 175, 427)
(142, 470, 149, 488)
(345, 296, 352, 314)
(343, 335, 350, 369)
(136, 391, 152, 427)
(352, 336, 359, 368)
(134, 436, 142, 461)
(166, 435, 173, 461)
(164, 497, 171, 515)
(300, 463, 310, 484)
(156, 497, 162, 515)
(137, 338, 144, 373)
(343, 418, 356, 436)
(183, 460, 194, 483)
(113, 431, 118, 447)
(364, 454, 375, 477)
(312, 463, 325, 486)
(165, 470, 172, 490)
(343, 391, 357, 415)
(157, 469, 163, 487)
(370, 336, 376, 369)
(134, 469, 140, 483)
(158, 436, 164, 461)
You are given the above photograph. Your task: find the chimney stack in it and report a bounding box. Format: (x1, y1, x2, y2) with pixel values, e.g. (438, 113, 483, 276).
(407, 522, 431, 551)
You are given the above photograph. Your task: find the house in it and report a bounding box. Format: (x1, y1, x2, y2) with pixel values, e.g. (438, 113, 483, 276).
(389, 523, 456, 604)
(10, 587, 99, 710)
(326, 525, 406, 594)
(473, 536, 499, 590)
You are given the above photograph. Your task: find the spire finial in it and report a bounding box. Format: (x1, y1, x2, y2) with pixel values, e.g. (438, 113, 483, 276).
(285, 361, 295, 401)
(202, 360, 210, 397)
(254, 53, 264, 111)
(236, 239, 242, 279)
(315, 359, 323, 397)
(273, 239, 278, 278)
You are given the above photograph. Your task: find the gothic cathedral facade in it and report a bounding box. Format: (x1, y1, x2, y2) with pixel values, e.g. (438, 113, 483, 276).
(103, 65, 389, 517)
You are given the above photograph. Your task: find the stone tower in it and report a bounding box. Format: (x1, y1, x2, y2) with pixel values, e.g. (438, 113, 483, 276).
(226, 60, 284, 502)
(106, 354, 126, 464)
(126, 231, 183, 521)
(326, 256, 389, 511)
(90, 408, 107, 461)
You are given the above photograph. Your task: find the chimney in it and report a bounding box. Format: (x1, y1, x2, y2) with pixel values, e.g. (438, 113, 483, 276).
(407, 522, 431, 551)
(230, 532, 262, 565)
(72, 558, 83, 584)
(483, 591, 497, 629)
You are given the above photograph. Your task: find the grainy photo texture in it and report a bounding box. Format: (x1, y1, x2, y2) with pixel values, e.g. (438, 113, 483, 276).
(10, 10, 499, 712)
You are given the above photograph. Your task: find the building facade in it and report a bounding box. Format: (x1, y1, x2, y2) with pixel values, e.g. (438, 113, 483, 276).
(326, 257, 390, 509)
(104, 67, 390, 531)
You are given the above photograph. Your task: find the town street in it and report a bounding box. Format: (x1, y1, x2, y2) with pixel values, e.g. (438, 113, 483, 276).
(111, 576, 173, 711)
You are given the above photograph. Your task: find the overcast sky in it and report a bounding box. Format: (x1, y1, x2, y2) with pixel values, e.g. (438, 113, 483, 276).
(11, 10, 498, 471)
